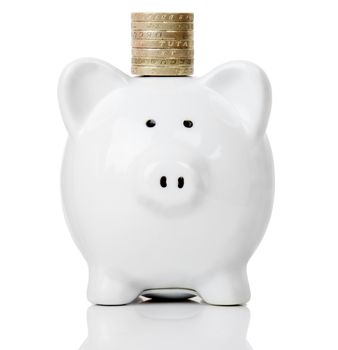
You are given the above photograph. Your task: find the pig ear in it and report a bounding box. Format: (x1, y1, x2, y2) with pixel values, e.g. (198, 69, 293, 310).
(200, 61, 271, 138)
(58, 58, 129, 134)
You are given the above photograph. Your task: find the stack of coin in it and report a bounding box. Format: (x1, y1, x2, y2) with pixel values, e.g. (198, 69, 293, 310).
(131, 12, 194, 76)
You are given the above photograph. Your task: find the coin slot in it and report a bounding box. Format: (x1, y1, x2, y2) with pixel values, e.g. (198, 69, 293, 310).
(183, 120, 193, 128)
(178, 177, 184, 188)
(160, 176, 167, 188)
(146, 119, 156, 128)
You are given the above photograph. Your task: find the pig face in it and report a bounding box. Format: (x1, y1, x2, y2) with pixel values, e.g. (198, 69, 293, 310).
(59, 60, 272, 216)
(58, 59, 274, 305)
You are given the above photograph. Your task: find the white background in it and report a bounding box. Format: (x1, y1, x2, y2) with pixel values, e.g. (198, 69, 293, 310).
(0, 0, 337, 349)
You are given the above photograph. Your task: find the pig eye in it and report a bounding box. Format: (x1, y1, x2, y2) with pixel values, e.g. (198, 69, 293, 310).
(146, 119, 156, 128)
(183, 120, 193, 128)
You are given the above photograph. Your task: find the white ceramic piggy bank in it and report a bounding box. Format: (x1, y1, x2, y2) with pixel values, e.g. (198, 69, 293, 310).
(58, 58, 274, 305)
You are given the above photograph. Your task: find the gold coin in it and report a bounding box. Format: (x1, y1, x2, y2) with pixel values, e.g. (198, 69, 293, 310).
(132, 30, 193, 40)
(132, 48, 194, 58)
(132, 22, 193, 31)
(132, 13, 193, 23)
(131, 66, 193, 76)
(132, 57, 193, 66)
(132, 39, 193, 49)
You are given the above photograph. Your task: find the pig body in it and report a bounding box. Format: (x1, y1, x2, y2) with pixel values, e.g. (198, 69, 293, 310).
(59, 59, 274, 305)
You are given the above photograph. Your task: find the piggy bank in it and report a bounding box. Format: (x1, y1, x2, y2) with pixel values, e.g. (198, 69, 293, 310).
(58, 58, 274, 305)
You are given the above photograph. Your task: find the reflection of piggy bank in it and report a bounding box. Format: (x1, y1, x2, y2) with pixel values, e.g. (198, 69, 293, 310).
(81, 302, 252, 350)
(58, 58, 274, 305)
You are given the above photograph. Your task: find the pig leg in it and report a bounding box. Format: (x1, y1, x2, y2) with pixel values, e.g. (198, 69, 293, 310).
(87, 267, 140, 305)
(196, 268, 250, 305)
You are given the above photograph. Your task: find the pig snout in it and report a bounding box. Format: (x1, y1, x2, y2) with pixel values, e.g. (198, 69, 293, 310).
(145, 160, 198, 191)
(135, 155, 207, 214)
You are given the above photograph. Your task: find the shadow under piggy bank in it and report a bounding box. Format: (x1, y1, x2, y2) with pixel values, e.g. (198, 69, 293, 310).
(80, 299, 252, 350)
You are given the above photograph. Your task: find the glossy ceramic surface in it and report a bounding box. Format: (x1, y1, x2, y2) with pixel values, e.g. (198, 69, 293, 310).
(58, 58, 274, 305)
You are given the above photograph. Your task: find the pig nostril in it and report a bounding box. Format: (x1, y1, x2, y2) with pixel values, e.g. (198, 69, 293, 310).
(160, 176, 167, 188)
(146, 119, 156, 128)
(178, 177, 184, 189)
